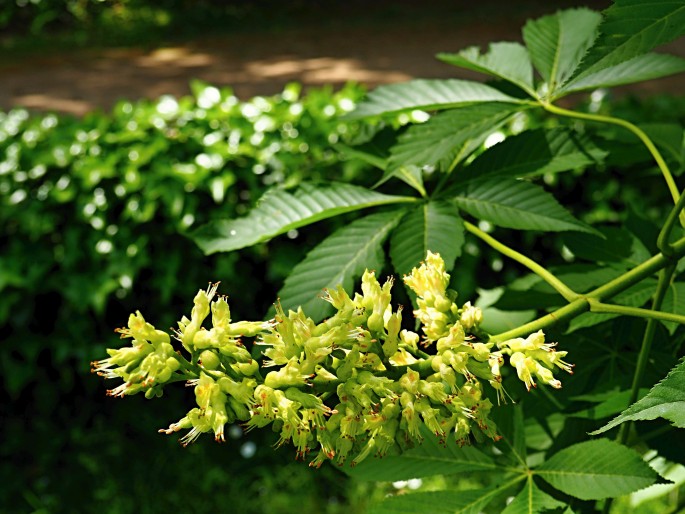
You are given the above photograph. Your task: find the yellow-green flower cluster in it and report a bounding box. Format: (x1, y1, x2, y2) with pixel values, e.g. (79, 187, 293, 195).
(95, 252, 572, 467)
(92, 311, 180, 399)
(497, 330, 574, 391)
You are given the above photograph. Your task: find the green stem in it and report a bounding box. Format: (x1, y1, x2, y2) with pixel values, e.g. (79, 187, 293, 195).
(490, 300, 590, 343)
(490, 236, 685, 343)
(541, 102, 683, 226)
(464, 221, 578, 302)
(658, 187, 685, 256)
(618, 264, 676, 444)
(588, 299, 685, 325)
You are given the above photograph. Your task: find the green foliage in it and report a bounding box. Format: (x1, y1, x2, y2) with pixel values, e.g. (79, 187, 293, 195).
(192, 182, 415, 254)
(0, 81, 373, 512)
(8, 1, 682, 513)
(389, 201, 465, 276)
(536, 439, 660, 500)
(1, 81, 367, 379)
(120, 2, 685, 513)
(277, 210, 406, 321)
(568, 0, 685, 85)
(450, 179, 597, 234)
(593, 358, 685, 433)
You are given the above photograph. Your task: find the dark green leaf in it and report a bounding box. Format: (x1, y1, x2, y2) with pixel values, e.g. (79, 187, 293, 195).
(661, 282, 685, 334)
(349, 79, 525, 118)
(437, 42, 536, 96)
(368, 488, 504, 514)
(452, 179, 597, 234)
(388, 103, 519, 172)
(522, 8, 602, 94)
(537, 438, 659, 500)
(192, 182, 415, 254)
(491, 405, 527, 467)
(389, 201, 465, 277)
(592, 358, 685, 434)
(561, 53, 685, 94)
(562, 226, 651, 267)
(376, 165, 427, 197)
(335, 143, 427, 196)
(570, 0, 685, 83)
(640, 123, 685, 167)
(443, 128, 606, 191)
(275, 210, 405, 322)
(334, 143, 388, 171)
(346, 425, 497, 481)
(502, 477, 566, 514)
(570, 389, 643, 420)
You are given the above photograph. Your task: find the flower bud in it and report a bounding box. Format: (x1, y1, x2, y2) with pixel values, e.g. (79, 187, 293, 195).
(200, 350, 221, 370)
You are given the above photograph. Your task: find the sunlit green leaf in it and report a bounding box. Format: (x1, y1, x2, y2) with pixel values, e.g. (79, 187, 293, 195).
(522, 8, 602, 94)
(451, 179, 597, 234)
(192, 182, 416, 254)
(570, 0, 685, 82)
(502, 477, 566, 514)
(349, 79, 525, 118)
(388, 103, 520, 172)
(438, 42, 535, 96)
(389, 201, 465, 277)
(275, 209, 405, 322)
(443, 128, 606, 191)
(561, 53, 685, 94)
(537, 439, 659, 500)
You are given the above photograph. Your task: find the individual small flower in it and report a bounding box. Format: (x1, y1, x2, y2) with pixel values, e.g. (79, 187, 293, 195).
(93, 311, 180, 397)
(460, 301, 483, 330)
(160, 373, 230, 443)
(499, 331, 572, 390)
(404, 251, 450, 300)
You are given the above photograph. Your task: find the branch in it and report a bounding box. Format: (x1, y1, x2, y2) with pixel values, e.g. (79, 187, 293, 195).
(464, 221, 578, 302)
(489, 235, 685, 343)
(541, 102, 684, 227)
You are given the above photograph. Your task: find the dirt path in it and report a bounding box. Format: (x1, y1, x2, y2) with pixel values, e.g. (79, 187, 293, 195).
(1, 4, 683, 116)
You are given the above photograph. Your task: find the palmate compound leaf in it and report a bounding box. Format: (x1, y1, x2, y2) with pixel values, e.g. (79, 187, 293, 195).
(591, 358, 685, 434)
(522, 8, 602, 95)
(568, 0, 685, 85)
(387, 103, 522, 173)
(537, 438, 659, 500)
(501, 476, 566, 514)
(192, 182, 416, 254)
(389, 201, 465, 277)
(275, 209, 406, 322)
(437, 42, 536, 96)
(441, 128, 607, 192)
(451, 178, 597, 234)
(559, 52, 685, 95)
(344, 424, 497, 482)
(348, 79, 525, 119)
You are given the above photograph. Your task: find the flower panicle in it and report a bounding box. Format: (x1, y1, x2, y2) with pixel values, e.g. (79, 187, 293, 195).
(96, 252, 572, 467)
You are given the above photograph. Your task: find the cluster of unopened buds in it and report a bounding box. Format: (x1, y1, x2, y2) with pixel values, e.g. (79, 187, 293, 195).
(94, 251, 573, 467)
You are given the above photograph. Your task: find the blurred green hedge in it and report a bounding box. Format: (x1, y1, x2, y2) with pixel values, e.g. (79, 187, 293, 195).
(0, 81, 377, 513)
